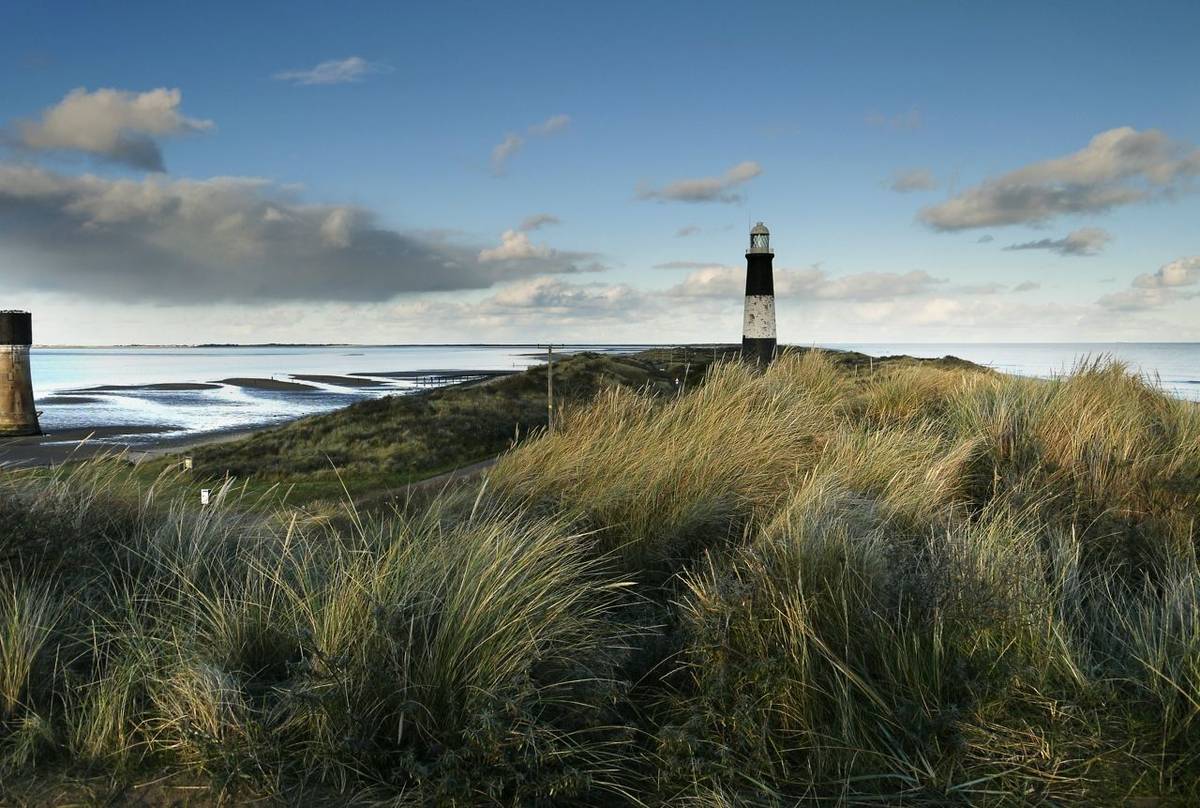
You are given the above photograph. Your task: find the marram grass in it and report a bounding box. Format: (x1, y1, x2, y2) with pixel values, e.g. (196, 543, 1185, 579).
(2, 351, 1200, 805)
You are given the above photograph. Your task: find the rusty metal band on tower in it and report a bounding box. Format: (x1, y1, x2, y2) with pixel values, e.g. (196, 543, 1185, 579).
(0, 311, 41, 437)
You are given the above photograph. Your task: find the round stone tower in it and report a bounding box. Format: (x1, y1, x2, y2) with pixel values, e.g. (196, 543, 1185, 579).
(0, 311, 41, 437)
(741, 222, 777, 366)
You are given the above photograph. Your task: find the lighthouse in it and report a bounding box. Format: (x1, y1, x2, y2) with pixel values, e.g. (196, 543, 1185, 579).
(742, 222, 776, 366)
(0, 311, 40, 437)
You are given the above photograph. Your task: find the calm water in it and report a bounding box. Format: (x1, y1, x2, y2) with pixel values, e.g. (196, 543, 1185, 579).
(25, 343, 1200, 445)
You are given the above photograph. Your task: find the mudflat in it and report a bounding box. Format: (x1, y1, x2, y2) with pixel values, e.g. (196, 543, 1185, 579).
(217, 377, 322, 391)
(83, 382, 223, 391)
(291, 374, 391, 387)
(0, 423, 268, 468)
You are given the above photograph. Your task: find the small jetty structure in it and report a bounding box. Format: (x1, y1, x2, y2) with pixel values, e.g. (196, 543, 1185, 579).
(742, 222, 777, 365)
(0, 311, 40, 436)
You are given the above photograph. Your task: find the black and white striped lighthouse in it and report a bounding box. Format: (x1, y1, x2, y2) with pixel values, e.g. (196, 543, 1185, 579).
(741, 222, 776, 365)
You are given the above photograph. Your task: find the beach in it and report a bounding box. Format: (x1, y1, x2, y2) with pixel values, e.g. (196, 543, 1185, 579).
(0, 345, 663, 469)
(0, 369, 514, 468)
(0, 424, 264, 467)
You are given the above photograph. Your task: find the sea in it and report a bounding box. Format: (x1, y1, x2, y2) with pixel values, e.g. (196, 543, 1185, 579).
(25, 343, 1200, 446)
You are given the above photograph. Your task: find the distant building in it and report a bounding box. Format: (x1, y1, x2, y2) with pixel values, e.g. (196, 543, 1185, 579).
(742, 222, 776, 365)
(0, 311, 40, 436)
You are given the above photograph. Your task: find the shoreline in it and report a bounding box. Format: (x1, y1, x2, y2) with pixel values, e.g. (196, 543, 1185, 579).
(0, 423, 271, 468)
(3, 368, 520, 469)
(8, 344, 1197, 471)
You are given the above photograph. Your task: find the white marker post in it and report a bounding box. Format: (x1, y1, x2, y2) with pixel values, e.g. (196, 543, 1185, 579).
(200, 488, 211, 506)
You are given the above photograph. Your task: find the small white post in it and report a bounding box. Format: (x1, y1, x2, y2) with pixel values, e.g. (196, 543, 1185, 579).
(200, 488, 211, 506)
(184, 456, 193, 471)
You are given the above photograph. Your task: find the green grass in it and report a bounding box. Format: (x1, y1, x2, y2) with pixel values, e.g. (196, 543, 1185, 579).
(138, 346, 972, 508)
(139, 351, 699, 507)
(3, 349, 1199, 804)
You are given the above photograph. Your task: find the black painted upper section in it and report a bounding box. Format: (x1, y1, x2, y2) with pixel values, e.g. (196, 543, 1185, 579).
(0, 311, 32, 345)
(745, 253, 774, 296)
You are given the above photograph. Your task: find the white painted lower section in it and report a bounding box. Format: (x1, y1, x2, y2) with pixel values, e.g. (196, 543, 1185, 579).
(742, 295, 776, 339)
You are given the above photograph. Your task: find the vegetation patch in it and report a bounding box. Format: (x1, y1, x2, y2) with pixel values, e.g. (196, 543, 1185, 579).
(4, 350, 1199, 804)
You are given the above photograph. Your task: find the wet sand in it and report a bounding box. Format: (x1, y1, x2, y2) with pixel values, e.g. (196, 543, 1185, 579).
(0, 424, 270, 468)
(0, 425, 177, 468)
(85, 382, 223, 392)
(40, 395, 104, 405)
(8, 368, 513, 469)
(218, 377, 321, 392)
(351, 369, 519, 379)
(291, 374, 390, 387)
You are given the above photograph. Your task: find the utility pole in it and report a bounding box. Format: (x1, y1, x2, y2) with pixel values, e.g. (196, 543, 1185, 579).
(545, 344, 555, 433)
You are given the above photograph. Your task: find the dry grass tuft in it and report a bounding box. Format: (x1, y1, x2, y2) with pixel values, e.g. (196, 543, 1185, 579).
(3, 352, 1200, 803)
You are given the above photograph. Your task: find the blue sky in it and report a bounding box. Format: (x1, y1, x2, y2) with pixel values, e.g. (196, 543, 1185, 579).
(2, 0, 1198, 344)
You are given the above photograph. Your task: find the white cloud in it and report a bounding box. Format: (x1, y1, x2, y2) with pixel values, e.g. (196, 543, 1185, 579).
(637, 161, 763, 204)
(888, 168, 938, 193)
(484, 276, 637, 314)
(348, 265, 1081, 344)
(478, 229, 552, 262)
(272, 56, 391, 86)
(675, 225, 701, 237)
(475, 227, 606, 273)
(28, 261, 1166, 345)
(653, 260, 720, 270)
(1003, 227, 1112, 256)
(920, 127, 1200, 230)
(908, 297, 964, 325)
(1134, 256, 1200, 289)
(1098, 256, 1200, 311)
(14, 87, 213, 171)
(664, 264, 945, 301)
(360, 276, 653, 342)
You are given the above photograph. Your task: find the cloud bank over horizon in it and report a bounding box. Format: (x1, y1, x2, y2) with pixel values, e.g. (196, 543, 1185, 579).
(0, 164, 601, 303)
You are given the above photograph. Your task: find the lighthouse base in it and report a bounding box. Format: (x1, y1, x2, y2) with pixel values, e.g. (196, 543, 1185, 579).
(742, 336, 776, 367)
(0, 346, 41, 437)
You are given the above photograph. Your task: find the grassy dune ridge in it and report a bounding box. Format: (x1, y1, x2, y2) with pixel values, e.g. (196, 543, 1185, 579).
(2, 350, 1200, 804)
(180, 351, 695, 503)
